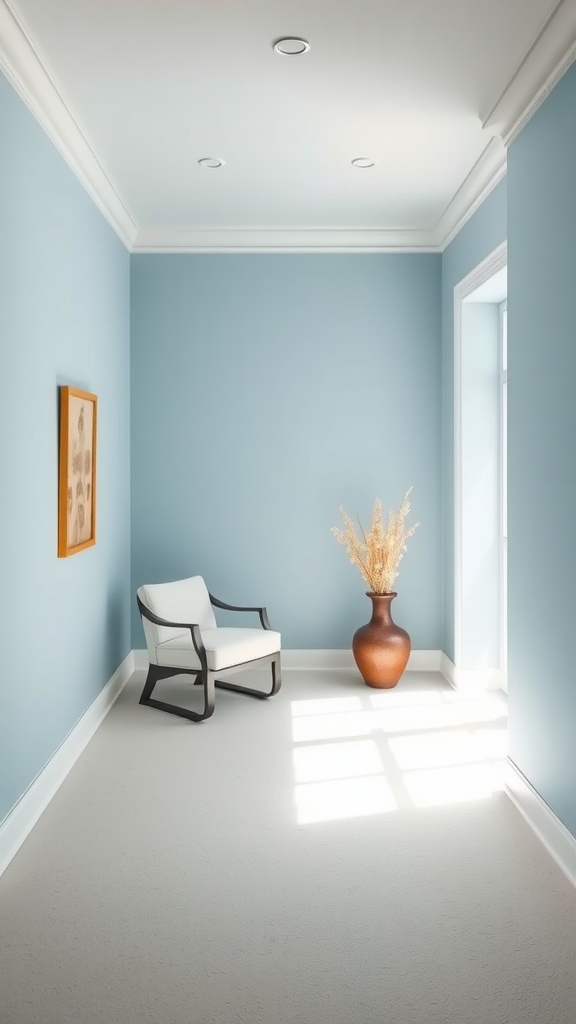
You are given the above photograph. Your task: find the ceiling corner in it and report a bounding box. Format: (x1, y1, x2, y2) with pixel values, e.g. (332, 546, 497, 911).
(435, 138, 507, 252)
(482, 0, 576, 145)
(0, 0, 137, 249)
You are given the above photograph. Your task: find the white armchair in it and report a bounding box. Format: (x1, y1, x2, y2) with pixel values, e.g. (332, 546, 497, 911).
(136, 575, 282, 721)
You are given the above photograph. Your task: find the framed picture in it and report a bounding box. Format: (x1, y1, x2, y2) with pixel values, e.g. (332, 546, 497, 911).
(58, 386, 97, 557)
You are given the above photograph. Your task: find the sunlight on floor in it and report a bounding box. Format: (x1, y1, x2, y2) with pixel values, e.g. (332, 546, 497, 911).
(372, 695, 505, 733)
(388, 727, 507, 770)
(293, 739, 383, 783)
(295, 775, 397, 825)
(404, 761, 506, 808)
(369, 690, 451, 707)
(291, 686, 508, 824)
(291, 697, 363, 716)
(292, 711, 373, 743)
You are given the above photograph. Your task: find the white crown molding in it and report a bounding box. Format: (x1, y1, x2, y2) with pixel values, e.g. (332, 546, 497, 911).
(131, 141, 505, 254)
(482, 0, 576, 146)
(1, 0, 575, 253)
(0, 651, 134, 878)
(132, 226, 440, 254)
(0, 0, 137, 249)
(505, 759, 576, 892)
(435, 137, 507, 251)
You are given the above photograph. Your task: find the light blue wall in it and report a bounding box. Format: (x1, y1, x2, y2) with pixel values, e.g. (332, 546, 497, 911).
(0, 73, 131, 823)
(507, 60, 576, 836)
(441, 178, 507, 658)
(131, 254, 442, 649)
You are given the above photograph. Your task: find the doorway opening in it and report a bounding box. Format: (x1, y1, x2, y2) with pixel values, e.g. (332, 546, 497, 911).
(454, 243, 507, 692)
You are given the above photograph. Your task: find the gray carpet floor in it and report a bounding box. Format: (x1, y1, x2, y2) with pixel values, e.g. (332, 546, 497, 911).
(1, 668, 576, 1024)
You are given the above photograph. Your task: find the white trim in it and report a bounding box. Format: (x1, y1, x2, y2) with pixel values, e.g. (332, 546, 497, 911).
(482, 1, 576, 146)
(0, 651, 134, 878)
(453, 241, 508, 671)
(284, 650, 356, 671)
(505, 759, 576, 893)
(0, 0, 137, 249)
(440, 653, 505, 692)
(132, 226, 439, 254)
(283, 649, 442, 671)
(453, 240, 508, 300)
(283, 650, 358, 671)
(453, 287, 463, 669)
(406, 649, 442, 672)
(132, 648, 150, 673)
(440, 652, 457, 688)
(133, 647, 442, 673)
(435, 138, 507, 252)
(499, 302, 508, 692)
(1, 0, 574, 253)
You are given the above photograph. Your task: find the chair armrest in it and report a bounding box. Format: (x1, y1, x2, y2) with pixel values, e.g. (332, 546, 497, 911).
(136, 596, 207, 665)
(209, 593, 272, 630)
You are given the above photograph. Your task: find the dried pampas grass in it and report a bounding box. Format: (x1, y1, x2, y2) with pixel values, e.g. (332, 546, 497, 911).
(332, 489, 418, 594)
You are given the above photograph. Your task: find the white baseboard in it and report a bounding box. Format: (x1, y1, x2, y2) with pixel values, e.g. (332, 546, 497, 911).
(440, 652, 457, 688)
(132, 648, 149, 672)
(505, 759, 576, 892)
(0, 651, 135, 879)
(133, 647, 442, 673)
(440, 653, 504, 691)
(406, 649, 442, 672)
(274, 649, 442, 671)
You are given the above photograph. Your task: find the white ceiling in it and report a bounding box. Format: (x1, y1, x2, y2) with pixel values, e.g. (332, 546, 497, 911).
(1, 0, 575, 250)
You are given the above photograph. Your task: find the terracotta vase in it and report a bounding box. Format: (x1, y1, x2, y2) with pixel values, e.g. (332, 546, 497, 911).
(352, 592, 411, 688)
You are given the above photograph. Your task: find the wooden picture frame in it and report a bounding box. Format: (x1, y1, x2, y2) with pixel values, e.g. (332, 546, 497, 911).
(58, 386, 97, 557)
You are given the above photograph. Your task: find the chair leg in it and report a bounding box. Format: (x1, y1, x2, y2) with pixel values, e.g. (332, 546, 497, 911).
(202, 671, 216, 720)
(271, 653, 282, 695)
(139, 665, 215, 722)
(214, 653, 282, 699)
(139, 664, 162, 704)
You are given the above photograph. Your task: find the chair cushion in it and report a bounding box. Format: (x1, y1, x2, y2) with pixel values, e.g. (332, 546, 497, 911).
(138, 576, 217, 658)
(156, 627, 281, 672)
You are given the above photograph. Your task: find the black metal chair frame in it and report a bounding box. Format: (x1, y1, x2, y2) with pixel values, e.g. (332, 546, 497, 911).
(136, 591, 282, 722)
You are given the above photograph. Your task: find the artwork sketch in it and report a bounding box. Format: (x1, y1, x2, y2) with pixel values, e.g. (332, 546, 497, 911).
(58, 387, 97, 557)
(67, 394, 94, 546)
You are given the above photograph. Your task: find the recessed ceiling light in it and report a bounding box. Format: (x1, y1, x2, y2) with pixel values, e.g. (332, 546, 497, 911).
(351, 157, 377, 169)
(273, 37, 310, 56)
(198, 157, 225, 169)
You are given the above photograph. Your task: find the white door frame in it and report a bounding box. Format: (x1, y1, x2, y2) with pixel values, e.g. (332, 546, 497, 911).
(453, 240, 507, 671)
(499, 300, 508, 690)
